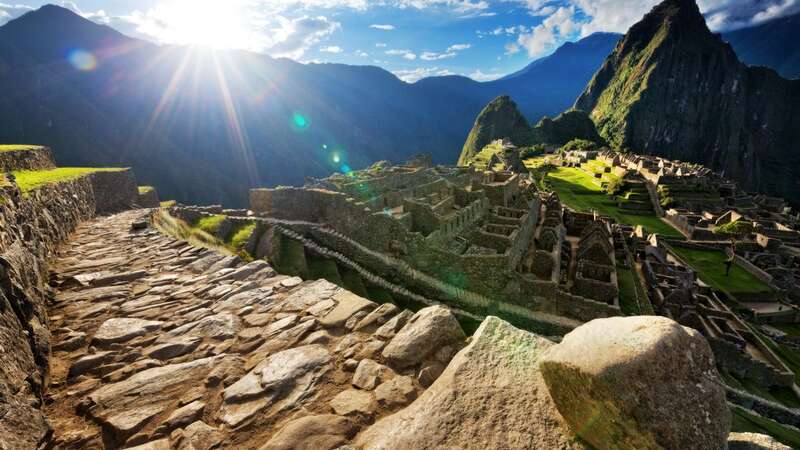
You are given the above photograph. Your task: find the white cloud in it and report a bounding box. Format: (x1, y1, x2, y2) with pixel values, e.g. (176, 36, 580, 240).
(320, 45, 343, 53)
(386, 48, 417, 60)
(447, 43, 471, 51)
(392, 66, 455, 82)
(504, 42, 520, 55)
(516, 6, 579, 57)
(354, 49, 368, 57)
(511, 0, 800, 41)
(375, 42, 387, 47)
(421, 51, 456, 60)
(370, 23, 395, 30)
(0, 2, 33, 24)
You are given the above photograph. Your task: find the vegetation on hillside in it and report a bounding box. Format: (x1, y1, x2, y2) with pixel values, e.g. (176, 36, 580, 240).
(531, 110, 604, 147)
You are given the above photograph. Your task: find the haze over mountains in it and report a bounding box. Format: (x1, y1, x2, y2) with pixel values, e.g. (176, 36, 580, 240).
(0, 4, 798, 206)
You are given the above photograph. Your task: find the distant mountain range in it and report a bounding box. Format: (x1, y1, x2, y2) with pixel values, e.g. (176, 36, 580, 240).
(0, 5, 797, 205)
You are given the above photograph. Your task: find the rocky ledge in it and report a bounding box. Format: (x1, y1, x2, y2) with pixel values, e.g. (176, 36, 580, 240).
(35, 210, 790, 449)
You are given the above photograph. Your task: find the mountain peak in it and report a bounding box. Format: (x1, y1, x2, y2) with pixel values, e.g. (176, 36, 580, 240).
(0, 3, 134, 63)
(574, 0, 800, 204)
(457, 95, 532, 166)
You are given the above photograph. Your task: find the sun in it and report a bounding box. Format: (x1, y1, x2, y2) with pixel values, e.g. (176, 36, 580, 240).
(142, 0, 252, 50)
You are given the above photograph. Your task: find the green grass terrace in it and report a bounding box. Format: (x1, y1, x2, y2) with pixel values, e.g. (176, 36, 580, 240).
(12, 168, 127, 193)
(0, 144, 46, 152)
(667, 245, 774, 299)
(545, 166, 682, 237)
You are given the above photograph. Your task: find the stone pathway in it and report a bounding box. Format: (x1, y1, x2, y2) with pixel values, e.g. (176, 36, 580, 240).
(44, 210, 459, 449)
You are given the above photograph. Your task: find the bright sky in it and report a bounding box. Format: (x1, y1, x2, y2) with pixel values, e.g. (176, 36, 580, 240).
(2, 0, 799, 82)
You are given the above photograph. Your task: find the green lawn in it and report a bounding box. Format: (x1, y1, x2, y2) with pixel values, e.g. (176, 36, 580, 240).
(669, 246, 774, 296)
(547, 166, 681, 237)
(0, 144, 44, 152)
(12, 168, 126, 193)
(731, 405, 800, 448)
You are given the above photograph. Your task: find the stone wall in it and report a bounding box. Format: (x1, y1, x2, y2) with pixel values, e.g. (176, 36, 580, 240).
(137, 186, 160, 208)
(0, 146, 56, 172)
(709, 337, 795, 388)
(0, 175, 96, 449)
(90, 170, 139, 214)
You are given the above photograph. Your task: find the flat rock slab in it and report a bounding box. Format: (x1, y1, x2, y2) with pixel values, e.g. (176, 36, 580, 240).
(319, 291, 377, 328)
(93, 318, 163, 346)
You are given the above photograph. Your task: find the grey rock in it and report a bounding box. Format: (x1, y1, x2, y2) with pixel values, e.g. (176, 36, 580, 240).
(259, 414, 356, 450)
(354, 303, 399, 332)
(329, 389, 377, 417)
(352, 359, 395, 390)
(382, 306, 465, 369)
(319, 291, 377, 328)
(374, 375, 417, 408)
(539, 316, 729, 450)
(92, 318, 163, 346)
(373, 310, 413, 340)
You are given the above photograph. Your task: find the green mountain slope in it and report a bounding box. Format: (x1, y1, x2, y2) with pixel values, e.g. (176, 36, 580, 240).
(458, 96, 533, 166)
(575, 0, 800, 204)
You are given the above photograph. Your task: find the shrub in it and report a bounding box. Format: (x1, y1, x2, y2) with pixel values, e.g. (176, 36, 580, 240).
(519, 144, 546, 159)
(713, 220, 753, 236)
(559, 138, 600, 153)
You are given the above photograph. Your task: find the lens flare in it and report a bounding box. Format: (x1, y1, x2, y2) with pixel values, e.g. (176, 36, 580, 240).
(67, 49, 97, 71)
(290, 112, 310, 132)
(332, 153, 341, 164)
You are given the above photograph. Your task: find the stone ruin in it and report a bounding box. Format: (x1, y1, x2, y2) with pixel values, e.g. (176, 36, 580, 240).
(245, 157, 623, 333)
(0, 146, 793, 449)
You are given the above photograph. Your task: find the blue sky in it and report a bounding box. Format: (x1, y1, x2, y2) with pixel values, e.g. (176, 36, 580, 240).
(2, 0, 799, 82)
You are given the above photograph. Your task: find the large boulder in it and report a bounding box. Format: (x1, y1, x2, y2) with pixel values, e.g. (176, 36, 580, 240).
(381, 305, 465, 369)
(356, 316, 580, 450)
(539, 316, 729, 450)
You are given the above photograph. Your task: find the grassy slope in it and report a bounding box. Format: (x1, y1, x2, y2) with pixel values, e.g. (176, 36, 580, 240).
(12, 168, 125, 193)
(195, 215, 226, 235)
(547, 166, 681, 237)
(138, 185, 154, 195)
(669, 246, 773, 295)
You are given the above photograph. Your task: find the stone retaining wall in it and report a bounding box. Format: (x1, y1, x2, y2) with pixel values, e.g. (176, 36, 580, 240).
(0, 167, 139, 448)
(0, 175, 96, 449)
(0, 146, 56, 172)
